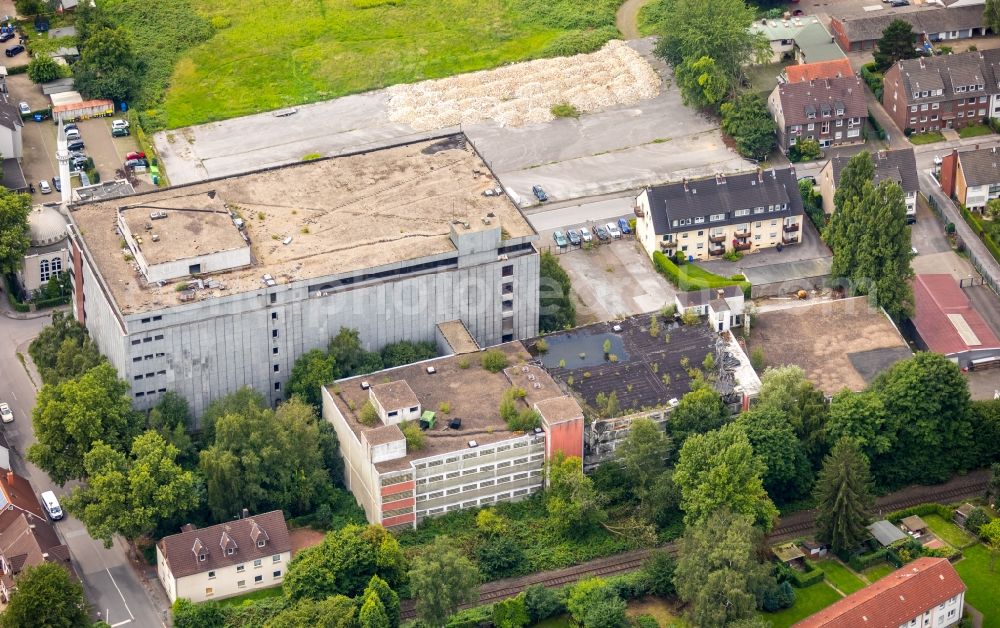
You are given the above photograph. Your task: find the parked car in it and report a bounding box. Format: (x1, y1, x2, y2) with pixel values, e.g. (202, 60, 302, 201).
(70, 158, 87, 172)
(606, 222, 622, 238)
(65, 128, 81, 141)
(595, 224, 609, 240)
(111, 127, 129, 137)
(553, 230, 568, 247)
(5, 44, 24, 57)
(890, 0, 908, 6)
(38, 180, 51, 194)
(532, 185, 548, 202)
(618, 217, 631, 235)
(52, 176, 61, 192)
(125, 151, 146, 161)
(17, 101, 29, 115)
(124, 158, 149, 169)
(792, 8, 804, 15)
(567, 229, 581, 245)
(67, 140, 85, 151)
(64, 123, 78, 132)
(40, 491, 63, 521)
(0, 402, 12, 424)
(579, 226, 593, 242)
(0, 32, 13, 43)
(111, 119, 129, 130)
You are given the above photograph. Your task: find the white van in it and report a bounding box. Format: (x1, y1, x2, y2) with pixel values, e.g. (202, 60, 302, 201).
(40, 491, 63, 521)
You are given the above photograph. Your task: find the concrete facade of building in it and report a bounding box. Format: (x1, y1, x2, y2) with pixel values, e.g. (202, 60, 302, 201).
(635, 168, 804, 262)
(66, 136, 540, 417)
(323, 342, 585, 530)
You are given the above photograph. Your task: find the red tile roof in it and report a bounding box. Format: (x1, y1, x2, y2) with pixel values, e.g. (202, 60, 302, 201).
(911, 274, 1000, 356)
(158, 510, 291, 579)
(785, 59, 856, 83)
(793, 557, 966, 628)
(0, 472, 45, 520)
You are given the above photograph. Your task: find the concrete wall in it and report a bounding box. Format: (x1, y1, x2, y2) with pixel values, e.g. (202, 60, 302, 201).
(322, 385, 383, 522)
(145, 248, 252, 283)
(20, 248, 69, 293)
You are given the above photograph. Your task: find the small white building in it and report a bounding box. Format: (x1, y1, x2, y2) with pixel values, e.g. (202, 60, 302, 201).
(18, 205, 70, 295)
(156, 510, 291, 604)
(675, 286, 745, 331)
(368, 380, 421, 425)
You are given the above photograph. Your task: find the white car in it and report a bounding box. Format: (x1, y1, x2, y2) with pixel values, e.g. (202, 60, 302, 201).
(0, 402, 12, 424)
(17, 101, 29, 115)
(111, 119, 129, 130)
(606, 222, 622, 238)
(579, 226, 593, 242)
(38, 180, 51, 194)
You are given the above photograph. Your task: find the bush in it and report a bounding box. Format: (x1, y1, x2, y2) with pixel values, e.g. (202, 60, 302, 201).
(492, 593, 530, 628)
(860, 64, 884, 101)
(541, 27, 619, 57)
(964, 507, 990, 535)
(551, 103, 580, 118)
(642, 551, 676, 598)
(848, 548, 888, 572)
(476, 536, 526, 579)
(777, 559, 824, 588)
(358, 401, 379, 426)
(632, 615, 659, 628)
(789, 138, 822, 163)
(762, 580, 796, 612)
(606, 570, 651, 601)
(524, 584, 566, 623)
(885, 503, 952, 524)
(446, 604, 494, 628)
(481, 349, 508, 373)
(400, 421, 425, 451)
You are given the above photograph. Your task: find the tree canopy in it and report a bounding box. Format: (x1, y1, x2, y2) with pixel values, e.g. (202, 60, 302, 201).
(539, 251, 576, 333)
(567, 578, 627, 628)
(65, 430, 200, 547)
(674, 423, 778, 530)
(676, 56, 728, 109)
(736, 406, 812, 504)
(74, 27, 141, 102)
(814, 437, 873, 555)
(988, 0, 1000, 40)
(668, 387, 729, 446)
(0, 563, 89, 628)
(28, 54, 64, 84)
(545, 453, 607, 537)
(29, 311, 106, 386)
(720, 93, 777, 161)
(755, 366, 828, 468)
(873, 19, 920, 72)
(29, 363, 142, 485)
(409, 536, 479, 627)
(265, 595, 358, 628)
(0, 188, 32, 274)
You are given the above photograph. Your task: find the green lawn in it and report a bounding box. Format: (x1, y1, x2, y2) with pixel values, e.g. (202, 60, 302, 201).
(215, 586, 284, 608)
(959, 123, 994, 139)
(862, 562, 894, 582)
(143, 0, 622, 127)
(816, 560, 866, 594)
(923, 514, 977, 549)
(954, 544, 1000, 628)
(909, 131, 946, 145)
(758, 582, 843, 628)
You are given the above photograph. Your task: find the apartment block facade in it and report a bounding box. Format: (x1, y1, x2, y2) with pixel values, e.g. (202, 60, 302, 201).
(767, 75, 867, 152)
(635, 168, 805, 262)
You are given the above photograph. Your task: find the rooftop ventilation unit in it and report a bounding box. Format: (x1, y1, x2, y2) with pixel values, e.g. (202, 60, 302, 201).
(468, 440, 478, 448)
(426, 366, 437, 374)
(360, 381, 370, 390)
(151, 234, 159, 242)
(612, 324, 622, 332)
(150, 211, 167, 220)
(262, 274, 276, 287)
(282, 236, 293, 245)
(534, 427, 543, 435)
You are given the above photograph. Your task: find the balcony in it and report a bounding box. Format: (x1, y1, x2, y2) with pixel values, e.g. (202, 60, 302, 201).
(708, 246, 725, 256)
(782, 234, 799, 245)
(783, 223, 800, 233)
(733, 241, 752, 251)
(733, 228, 750, 239)
(708, 233, 726, 244)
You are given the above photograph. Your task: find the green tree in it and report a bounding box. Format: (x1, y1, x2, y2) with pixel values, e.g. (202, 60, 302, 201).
(826, 390, 890, 464)
(0, 188, 32, 274)
(676, 56, 728, 109)
(283, 524, 405, 601)
(756, 366, 829, 467)
(736, 406, 812, 503)
(873, 19, 920, 71)
(27, 54, 63, 84)
(265, 595, 357, 628)
(286, 348, 339, 411)
(668, 387, 729, 446)
(364, 575, 401, 628)
(540, 251, 576, 332)
(29, 311, 106, 386)
(617, 418, 673, 515)
(524, 584, 565, 624)
(359, 590, 390, 628)
(674, 423, 778, 530)
(986, 0, 1000, 36)
(790, 138, 822, 162)
(29, 363, 142, 485)
(989, 462, 1000, 504)
(871, 352, 972, 487)
(380, 340, 438, 368)
(199, 396, 332, 520)
(653, 0, 768, 95)
(720, 93, 776, 161)
(172, 598, 225, 628)
(545, 453, 607, 537)
(493, 593, 530, 628)
(329, 327, 383, 376)
(74, 28, 141, 102)
(0, 563, 89, 628)
(199, 386, 267, 440)
(147, 391, 196, 466)
(674, 509, 773, 628)
(567, 578, 627, 628)
(987, 198, 1000, 219)
(64, 431, 200, 547)
(814, 437, 873, 555)
(409, 536, 479, 627)
(979, 519, 1000, 570)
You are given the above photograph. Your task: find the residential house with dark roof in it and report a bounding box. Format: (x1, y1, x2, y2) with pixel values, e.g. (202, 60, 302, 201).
(830, 6, 987, 52)
(751, 17, 846, 65)
(883, 51, 1000, 136)
(635, 168, 804, 261)
(0, 509, 74, 603)
(905, 274, 1000, 369)
(0, 91, 23, 162)
(819, 148, 919, 219)
(767, 75, 866, 153)
(783, 58, 856, 84)
(793, 557, 966, 628)
(939, 145, 1000, 211)
(156, 510, 292, 603)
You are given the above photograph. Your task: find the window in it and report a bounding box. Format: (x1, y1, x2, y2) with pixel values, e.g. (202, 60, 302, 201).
(271, 312, 277, 320)
(835, 108, 844, 116)
(835, 119, 843, 127)
(980, 96, 988, 103)
(501, 265, 514, 277)
(273, 347, 279, 355)
(770, 232, 777, 238)
(39, 259, 50, 282)
(273, 570, 282, 578)
(208, 571, 216, 579)
(238, 580, 246, 589)
(133, 357, 142, 363)
(237, 564, 245, 573)
(274, 382, 281, 391)
(199, 553, 206, 562)
(154, 334, 163, 341)
(754, 235, 761, 241)
(273, 555, 281, 563)
(771, 220, 778, 226)
(143, 337, 152, 343)
(709, 213, 725, 222)
(141, 318, 150, 324)
(272, 329, 278, 338)
(131, 339, 141, 346)
(205, 587, 214, 597)
(254, 559, 262, 568)
(273, 364, 279, 372)
(909, 117, 917, 124)
(921, 104, 928, 111)
(227, 548, 235, 556)
(807, 123, 815, 131)
(696, 243, 704, 249)
(134, 375, 142, 381)
(255, 575, 263, 584)
(947, 610, 956, 619)
(269, 293, 276, 304)
(694, 216, 705, 224)
(153, 316, 162, 321)
(257, 540, 266, 548)
(697, 230, 704, 236)
(910, 105, 918, 112)
(932, 102, 939, 110)
(188, 263, 201, 274)
(735, 209, 749, 217)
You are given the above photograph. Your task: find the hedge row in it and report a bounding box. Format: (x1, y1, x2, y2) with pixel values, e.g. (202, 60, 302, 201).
(776, 559, 825, 588)
(33, 295, 70, 309)
(848, 548, 888, 572)
(861, 63, 883, 100)
(884, 503, 953, 524)
(959, 204, 1000, 264)
(651, 251, 751, 297)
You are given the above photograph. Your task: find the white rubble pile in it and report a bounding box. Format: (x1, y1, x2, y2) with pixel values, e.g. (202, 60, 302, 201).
(386, 40, 661, 130)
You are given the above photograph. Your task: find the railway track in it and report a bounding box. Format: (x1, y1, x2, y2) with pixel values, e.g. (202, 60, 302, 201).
(399, 473, 988, 620)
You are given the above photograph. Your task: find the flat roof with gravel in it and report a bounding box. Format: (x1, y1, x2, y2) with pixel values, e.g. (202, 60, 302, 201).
(71, 135, 534, 315)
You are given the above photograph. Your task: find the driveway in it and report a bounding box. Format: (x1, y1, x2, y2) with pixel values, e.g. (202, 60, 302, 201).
(552, 239, 676, 324)
(696, 217, 831, 275)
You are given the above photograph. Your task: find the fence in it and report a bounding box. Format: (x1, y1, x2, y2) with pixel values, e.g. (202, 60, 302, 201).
(925, 193, 1000, 297)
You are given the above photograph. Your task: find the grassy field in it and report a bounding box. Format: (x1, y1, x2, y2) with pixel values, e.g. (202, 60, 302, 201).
(909, 131, 946, 145)
(816, 560, 867, 595)
(759, 582, 843, 628)
(959, 123, 994, 139)
(215, 586, 283, 607)
(626, 597, 690, 627)
(923, 514, 977, 549)
(862, 562, 895, 582)
(147, 0, 621, 128)
(954, 545, 1000, 628)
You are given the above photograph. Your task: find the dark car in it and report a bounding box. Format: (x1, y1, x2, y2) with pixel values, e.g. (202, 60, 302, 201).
(0, 32, 13, 43)
(567, 229, 581, 246)
(532, 185, 548, 202)
(52, 176, 61, 192)
(890, 0, 908, 6)
(5, 44, 24, 57)
(124, 158, 148, 169)
(792, 8, 804, 15)
(594, 225, 609, 240)
(67, 140, 85, 151)
(618, 217, 632, 235)
(111, 127, 129, 137)
(70, 159, 87, 172)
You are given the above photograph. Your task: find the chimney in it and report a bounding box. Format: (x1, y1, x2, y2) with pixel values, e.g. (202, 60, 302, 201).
(716, 173, 726, 185)
(5, 472, 12, 488)
(717, 289, 725, 299)
(877, 149, 887, 160)
(682, 178, 689, 192)
(757, 167, 764, 183)
(242, 508, 249, 519)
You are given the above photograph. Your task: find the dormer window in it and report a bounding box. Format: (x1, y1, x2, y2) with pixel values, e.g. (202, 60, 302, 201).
(227, 548, 235, 556)
(257, 540, 266, 548)
(199, 553, 206, 561)
(912, 91, 919, 99)
(835, 108, 844, 116)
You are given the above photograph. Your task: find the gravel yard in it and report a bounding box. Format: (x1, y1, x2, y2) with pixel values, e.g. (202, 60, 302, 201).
(387, 41, 660, 130)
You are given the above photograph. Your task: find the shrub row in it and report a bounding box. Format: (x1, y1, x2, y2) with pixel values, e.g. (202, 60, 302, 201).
(848, 548, 888, 572)
(867, 109, 887, 141)
(861, 63, 883, 100)
(33, 295, 70, 309)
(884, 502, 953, 524)
(959, 203, 1000, 264)
(776, 559, 824, 588)
(651, 251, 751, 297)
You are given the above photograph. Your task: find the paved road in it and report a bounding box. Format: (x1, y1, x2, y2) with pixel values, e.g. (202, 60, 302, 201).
(0, 307, 168, 628)
(527, 194, 636, 233)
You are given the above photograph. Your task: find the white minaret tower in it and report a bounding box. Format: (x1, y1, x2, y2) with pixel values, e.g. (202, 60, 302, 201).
(55, 118, 71, 207)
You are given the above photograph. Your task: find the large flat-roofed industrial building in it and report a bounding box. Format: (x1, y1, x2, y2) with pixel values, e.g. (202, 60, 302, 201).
(67, 135, 540, 416)
(322, 342, 584, 529)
